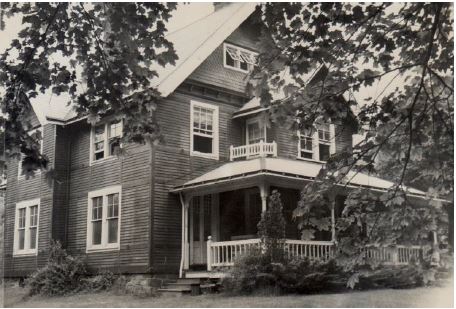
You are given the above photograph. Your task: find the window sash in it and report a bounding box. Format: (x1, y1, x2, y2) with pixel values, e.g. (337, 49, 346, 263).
(92, 120, 123, 162)
(15, 201, 39, 255)
(191, 101, 218, 158)
(298, 123, 335, 161)
(87, 187, 121, 251)
(224, 43, 257, 72)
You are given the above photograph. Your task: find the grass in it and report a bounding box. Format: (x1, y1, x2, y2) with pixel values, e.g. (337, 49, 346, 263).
(3, 284, 453, 308)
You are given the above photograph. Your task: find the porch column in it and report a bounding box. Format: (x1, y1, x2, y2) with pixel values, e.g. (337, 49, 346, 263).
(179, 193, 191, 278)
(259, 182, 269, 212)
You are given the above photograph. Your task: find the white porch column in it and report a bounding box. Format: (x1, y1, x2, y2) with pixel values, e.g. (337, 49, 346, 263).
(259, 181, 269, 213)
(179, 193, 191, 278)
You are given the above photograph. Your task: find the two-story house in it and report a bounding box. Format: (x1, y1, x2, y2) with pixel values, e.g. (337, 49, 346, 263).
(5, 3, 437, 279)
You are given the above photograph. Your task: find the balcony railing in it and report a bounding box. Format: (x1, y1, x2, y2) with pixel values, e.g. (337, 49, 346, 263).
(229, 140, 277, 161)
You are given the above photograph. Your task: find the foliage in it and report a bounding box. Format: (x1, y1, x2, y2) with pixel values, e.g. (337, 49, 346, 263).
(1, 2, 177, 177)
(257, 190, 287, 262)
(27, 240, 87, 296)
(27, 240, 117, 296)
(223, 249, 348, 295)
(251, 2, 453, 274)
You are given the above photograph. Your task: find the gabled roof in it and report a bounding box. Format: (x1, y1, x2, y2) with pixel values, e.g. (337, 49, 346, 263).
(171, 157, 437, 201)
(152, 3, 257, 97)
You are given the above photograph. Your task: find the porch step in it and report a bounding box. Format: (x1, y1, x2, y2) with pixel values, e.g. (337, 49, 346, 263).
(158, 278, 202, 296)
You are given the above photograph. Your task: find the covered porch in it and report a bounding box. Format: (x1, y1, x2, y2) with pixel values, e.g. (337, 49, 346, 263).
(171, 157, 433, 278)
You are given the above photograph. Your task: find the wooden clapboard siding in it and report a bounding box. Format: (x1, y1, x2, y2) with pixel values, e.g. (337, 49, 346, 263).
(4, 124, 56, 276)
(63, 121, 152, 273)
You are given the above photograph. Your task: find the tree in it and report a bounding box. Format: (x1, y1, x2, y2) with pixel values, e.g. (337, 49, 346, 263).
(257, 190, 286, 262)
(252, 3, 453, 272)
(1, 3, 177, 177)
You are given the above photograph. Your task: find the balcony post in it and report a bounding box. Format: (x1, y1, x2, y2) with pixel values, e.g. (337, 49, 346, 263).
(272, 141, 278, 157)
(229, 145, 234, 161)
(259, 140, 264, 157)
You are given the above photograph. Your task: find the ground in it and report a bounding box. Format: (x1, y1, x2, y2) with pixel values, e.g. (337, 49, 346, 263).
(2, 284, 453, 308)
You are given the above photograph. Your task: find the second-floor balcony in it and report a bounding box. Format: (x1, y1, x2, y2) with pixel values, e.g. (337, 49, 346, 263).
(229, 140, 277, 161)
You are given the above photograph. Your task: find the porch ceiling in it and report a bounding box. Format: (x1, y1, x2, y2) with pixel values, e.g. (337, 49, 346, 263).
(170, 157, 438, 201)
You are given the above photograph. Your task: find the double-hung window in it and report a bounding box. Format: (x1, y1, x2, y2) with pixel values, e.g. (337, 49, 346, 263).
(223, 43, 257, 73)
(298, 123, 336, 162)
(87, 186, 121, 252)
(18, 127, 43, 180)
(190, 101, 219, 159)
(246, 116, 266, 145)
(14, 199, 40, 256)
(91, 119, 122, 164)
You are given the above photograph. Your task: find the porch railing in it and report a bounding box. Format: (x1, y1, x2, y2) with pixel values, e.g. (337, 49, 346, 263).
(229, 140, 277, 161)
(206, 237, 422, 271)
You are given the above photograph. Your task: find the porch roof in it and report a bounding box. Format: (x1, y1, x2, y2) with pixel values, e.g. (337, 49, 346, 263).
(171, 157, 434, 200)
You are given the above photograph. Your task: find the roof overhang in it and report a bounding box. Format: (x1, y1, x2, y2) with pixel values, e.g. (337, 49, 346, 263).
(171, 157, 447, 203)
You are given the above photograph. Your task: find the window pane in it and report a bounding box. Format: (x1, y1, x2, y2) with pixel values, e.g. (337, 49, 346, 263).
(92, 221, 102, 245)
(107, 193, 119, 218)
(240, 60, 248, 71)
(30, 206, 38, 227)
(108, 120, 122, 138)
(109, 139, 120, 156)
(30, 227, 37, 249)
(248, 122, 264, 144)
(92, 197, 103, 219)
(108, 219, 118, 244)
(193, 135, 213, 154)
(94, 125, 105, 142)
(319, 144, 330, 161)
(18, 208, 26, 228)
(19, 230, 25, 250)
(301, 151, 313, 159)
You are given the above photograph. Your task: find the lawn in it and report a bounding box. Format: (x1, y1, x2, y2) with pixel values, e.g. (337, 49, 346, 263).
(3, 284, 453, 308)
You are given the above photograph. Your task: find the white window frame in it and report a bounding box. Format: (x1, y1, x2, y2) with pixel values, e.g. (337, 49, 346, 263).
(13, 198, 40, 256)
(190, 100, 219, 160)
(223, 43, 257, 73)
(86, 185, 121, 252)
(297, 123, 336, 163)
(89, 119, 123, 166)
(246, 115, 267, 145)
(18, 127, 43, 181)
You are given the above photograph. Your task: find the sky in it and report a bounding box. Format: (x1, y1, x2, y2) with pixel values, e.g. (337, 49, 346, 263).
(0, 2, 399, 144)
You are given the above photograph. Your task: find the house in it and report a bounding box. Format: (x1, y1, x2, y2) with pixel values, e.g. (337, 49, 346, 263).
(4, 3, 441, 279)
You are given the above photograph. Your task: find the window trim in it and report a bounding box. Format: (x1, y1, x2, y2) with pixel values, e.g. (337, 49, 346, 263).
(89, 119, 123, 166)
(297, 123, 336, 163)
(86, 185, 121, 253)
(223, 43, 257, 73)
(18, 127, 43, 181)
(190, 100, 219, 160)
(13, 198, 40, 256)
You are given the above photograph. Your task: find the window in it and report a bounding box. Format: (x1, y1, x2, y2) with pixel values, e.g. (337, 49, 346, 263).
(91, 119, 122, 163)
(246, 117, 266, 145)
(190, 101, 219, 159)
(297, 123, 336, 162)
(223, 43, 257, 73)
(87, 186, 121, 252)
(18, 128, 43, 180)
(14, 199, 40, 256)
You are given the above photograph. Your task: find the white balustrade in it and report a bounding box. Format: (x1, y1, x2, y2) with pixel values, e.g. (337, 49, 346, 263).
(284, 240, 335, 261)
(229, 140, 277, 161)
(365, 245, 422, 265)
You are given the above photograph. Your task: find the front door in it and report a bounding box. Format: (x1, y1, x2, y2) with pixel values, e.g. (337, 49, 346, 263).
(189, 195, 212, 265)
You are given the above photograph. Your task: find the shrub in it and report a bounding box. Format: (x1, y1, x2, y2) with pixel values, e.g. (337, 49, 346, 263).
(81, 270, 117, 292)
(27, 240, 87, 296)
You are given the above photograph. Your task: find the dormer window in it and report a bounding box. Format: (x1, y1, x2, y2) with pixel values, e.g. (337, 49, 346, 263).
(223, 43, 257, 73)
(298, 123, 336, 162)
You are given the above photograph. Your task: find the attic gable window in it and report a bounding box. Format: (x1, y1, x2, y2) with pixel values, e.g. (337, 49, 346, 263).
(190, 100, 219, 160)
(90, 119, 123, 164)
(223, 43, 257, 73)
(297, 123, 336, 162)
